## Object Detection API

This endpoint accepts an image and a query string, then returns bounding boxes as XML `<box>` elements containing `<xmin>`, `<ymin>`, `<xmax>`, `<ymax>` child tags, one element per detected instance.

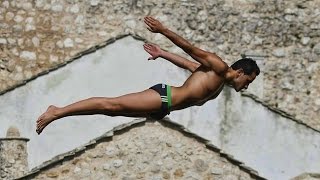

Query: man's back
<box><xmin>171</xmin><ymin>64</ymin><xmax>225</xmax><ymax>111</ymax></box>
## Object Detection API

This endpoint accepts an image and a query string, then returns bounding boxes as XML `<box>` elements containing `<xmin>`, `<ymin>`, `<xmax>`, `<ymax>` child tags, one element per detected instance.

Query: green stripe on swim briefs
<box><xmin>166</xmin><ymin>85</ymin><xmax>172</xmax><ymax>108</ymax></box>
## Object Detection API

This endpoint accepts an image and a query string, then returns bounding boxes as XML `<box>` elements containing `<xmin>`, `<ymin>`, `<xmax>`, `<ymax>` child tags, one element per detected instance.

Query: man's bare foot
<box><xmin>36</xmin><ymin>105</ymin><xmax>60</xmax><ymax>134</ymax></box>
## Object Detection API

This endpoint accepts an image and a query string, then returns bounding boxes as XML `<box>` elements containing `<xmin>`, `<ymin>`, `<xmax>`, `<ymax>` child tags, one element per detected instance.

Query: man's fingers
<box><xmin>144</xmin><ymin>47</ymin><xmax>152</xmax><ymax>55</ymax></box>
<box><xmin>146</xmin><ymin>16</ymin><xmax>156</xmax><ymax>22</ymax></box>
<box><xmin>143</xmin><ymin>18</ymin><xmax>149</xmax><ymax>24</ymax></box>
<box><xmin>145</xmin><ymin>16</ymin><xmax>152</xmax><ymax>21</ymax></box>
<box><xmin>146</xmin><ymin>17</ymin><xmax>155</xmax><ymax>24</ymax></box>
<box><xmin>144</xmin><ymin>46</ymin><xmax>151</xmax><ymax>52</ymax></box>
<box><xmin>145</xmin><ymin>21</ymin><xmax>155</xmax><ymax>29</ymax></box>
<box><xmin>144</xmin><ymin>17</ymin><xmax>157</xmax><ymax>26</ymax></box>
<box><xmin>147</xmin><ymin>17</ymin><xmax>159</xmax><ymax>25</ymax></box>
<box><xmin>144</xmin><ymin>44</ymin><xmax>160</xmax><ymax>57</ymax></box>
<box><xmin>143</xmin><ymin>44</ymin><xmax>152</xmax><ymax>50</ymax></box>
<box><xmin>144</xmin><ymin>47</ymin><xmax>151</xmax><ymax>53</ymax></box>
<box><xmin>144</xmin><ymin>18</ymin><xmax>153</xmax><ymax>25</ymax></box>
<box><xmin>144</xmin><ymin>17</ymin><xmax>159</xmax><ymax>32</ymax></box>
<box><xmin>146</xmin><ymin>27</ymin><xmax>153</xmax><ymax>32</ymax></box>
<box><xmin>144</xmin><ymin>44</ymin><xmax>153</xmax><ymax>49</ymax></box>
<box><xmin>149</xmin><ymin>17</ymin><xmax>157</xmax><ymax>23</ymax></box>
<box><xmin>147</xmin><ymin>43</ymin><xmax>157</xmax><ymax>48</ymax></box>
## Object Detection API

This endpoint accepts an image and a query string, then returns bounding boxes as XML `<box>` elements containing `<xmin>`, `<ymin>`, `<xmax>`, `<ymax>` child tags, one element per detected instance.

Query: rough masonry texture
<box><xmin>0</xmin><ymin>1</ymin><xmax>319</xmax><ymax>130</ymax></box>
<box><xmin>0</xmin><ymin>126</ymin><xmax>29</xmax><ymax>180</ymax></box>
<box><xmin>17</xmin><ymin>119</ymin><xmax>266</xmax><ymax>180</ymax></box>
<box><xmin>292</xmin><ymin>173</ymin><xmax>320</xmax><ymax>180</ymax></box>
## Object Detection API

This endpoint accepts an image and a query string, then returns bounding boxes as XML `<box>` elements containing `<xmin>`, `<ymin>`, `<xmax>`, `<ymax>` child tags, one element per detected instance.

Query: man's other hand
<box><xmin>143</xmin><ymin>43</ymin><xmax>162</xmax><ymax>60</ymax></box>
<box><xmin>144</xmin><ymin>16</ymin><xmax>166</xmax><ymax>33</ymax></box>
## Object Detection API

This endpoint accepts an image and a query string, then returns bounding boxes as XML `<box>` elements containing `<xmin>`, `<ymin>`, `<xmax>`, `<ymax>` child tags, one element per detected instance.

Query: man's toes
<box><xmin>37</xmin><ymin>123</ymin><xmax>43</xmax><ymax>131</ymax></box>
<box><xmin>38</xmin><ymin>122</ymin><xmax>44</xmax><ymax>129</ymax></box>
<box><xmin>39</xmin><ymin>123</ymin><xmax>46</xmax><ymax>130</ymax></box>
<box><xmin>37</xmin><ymin>118</ymin><xmax>42</xmax><ymax>124</ymax></box>
<box><xmin>37</xmin><ymin>116</ymin><xmax>42</xmax><ymax>122</ymax></box>
<box><xmin>37</xmin><ymin>113</ymin><xmax>46</xmax><ymax>122</ymax></box>
<box><xmin>37</xmin><ymin>115</ymin><xmax>44</xmax><ymax>122</ymax></box>
<box><xmin>36</xmin><ymin>121</ymin><xmax>41</xmax><ymax>128</ymax></box>
<box><xmin>38</xmin><ymin>118</ymin><xmax>45</xmax><ymax>125</ymax></box>
<box><xmin>37</xmin><ymin>126</ymin><xmax>42</xmax><ymax>133</ymax></box>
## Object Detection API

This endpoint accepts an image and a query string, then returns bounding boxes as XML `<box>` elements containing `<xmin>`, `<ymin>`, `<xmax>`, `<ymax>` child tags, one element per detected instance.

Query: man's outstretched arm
<box><xmin>144</xmin><ymin>43</ymin><xmax>200</xmax><ymax>73</ymax></box>
<box><xmin>144</xmin><ymin>16</ymin><xmax>228</xmax><ymax>75</ymax></box>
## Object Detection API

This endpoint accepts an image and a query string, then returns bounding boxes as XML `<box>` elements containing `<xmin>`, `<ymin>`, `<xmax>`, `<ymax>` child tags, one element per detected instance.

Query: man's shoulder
<box><xmin>206</xmin><ymin>55</ymin><xmax>228</xmax><ymax>74</ymax></box>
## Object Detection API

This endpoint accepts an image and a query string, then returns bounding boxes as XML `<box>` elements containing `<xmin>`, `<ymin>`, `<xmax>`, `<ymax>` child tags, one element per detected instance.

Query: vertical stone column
<box><xmin>0</xmin><ymin>126</ymin><xmax>29</xmax><ymax>179</ymax></box>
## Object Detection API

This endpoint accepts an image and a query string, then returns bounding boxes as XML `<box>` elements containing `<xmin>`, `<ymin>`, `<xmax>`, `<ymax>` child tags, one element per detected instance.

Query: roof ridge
<box><xmin>0</xmin><ymin>33</ymin><xmax>131</xmax><ymax>97</ymax></box>
<box><xmin>16</xmin><ymin>118</ymin><xmax>267</xmax><ymax>180</ymax></box>
<box><xmin>159</xmin><ymin>118</ymin><xmax>266</xmax><ymax>179</ymax></box>
<box><xmin>241</xmin><ymin>91</ymin><xmax>320</xmax><ymax>134</ymax></box>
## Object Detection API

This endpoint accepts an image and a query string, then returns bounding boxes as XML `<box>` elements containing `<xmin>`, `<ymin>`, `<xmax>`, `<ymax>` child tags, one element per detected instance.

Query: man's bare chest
<box><xmin>195</xmin><ymin>83</ymin><xmax>225</xmax><ymax>105</ymax></box>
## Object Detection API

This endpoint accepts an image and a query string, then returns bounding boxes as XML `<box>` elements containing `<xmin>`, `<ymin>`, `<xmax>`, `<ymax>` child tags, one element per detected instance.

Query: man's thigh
<box><xmin>114</xmin><ymin>89</ymin><xmax>162</xmax><ymax>114</ymax></box>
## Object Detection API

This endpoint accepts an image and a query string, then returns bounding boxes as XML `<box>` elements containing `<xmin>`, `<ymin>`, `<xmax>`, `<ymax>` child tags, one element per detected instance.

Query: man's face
<box><xmin>232</xmin><ymin>70</ymin><xmax>256</xmax><ymax>92</ymax></box>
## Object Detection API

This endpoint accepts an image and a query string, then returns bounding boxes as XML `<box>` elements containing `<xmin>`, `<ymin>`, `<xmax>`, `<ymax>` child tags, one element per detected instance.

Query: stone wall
<box><xmin>26</xmin><ymin>122</ymin><xmax>259</xmax><ymax>179</ymax></box>
<box><xmin>0</xmin><ymin>0</ymin><xmax>319</xmax><ymax>130</ymax></box>
<box><xmin>292</xmin><ymin>173</ymin><xmax>320</xmax><ymax>180</ymax></box>
<box><xmin>0</xmin><ymin>127</ymin><xmax>29</xmax><ymax>180</ymax></box>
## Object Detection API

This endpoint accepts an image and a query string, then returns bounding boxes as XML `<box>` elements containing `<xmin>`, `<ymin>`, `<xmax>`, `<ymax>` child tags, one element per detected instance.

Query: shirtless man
<box><xmin>36</xmin><ymin>16</ymin><xmax>260</xmax><ymax>134</ymax></box>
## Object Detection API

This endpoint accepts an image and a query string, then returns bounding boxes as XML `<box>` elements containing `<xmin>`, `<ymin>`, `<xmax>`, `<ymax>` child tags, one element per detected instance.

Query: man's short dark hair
<box><xmin>231</xmin><ymin>58</ymin><xmax>260</xmax><ymax>76</ymax></box>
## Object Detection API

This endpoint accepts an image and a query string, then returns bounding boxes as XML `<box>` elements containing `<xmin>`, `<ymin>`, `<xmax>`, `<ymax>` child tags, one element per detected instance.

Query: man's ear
<box><xmin>236</xmin><ymin>69</ymin><xmax>244</xmax><ymax>78</ymax></box>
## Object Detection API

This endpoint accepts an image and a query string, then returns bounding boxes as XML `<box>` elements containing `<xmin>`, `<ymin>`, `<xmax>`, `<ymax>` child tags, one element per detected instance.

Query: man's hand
<box><xmin>144</xmin><ymin>16</ymin><xmax>166</xmax><ymax>33</ymax></box>
<box><xmin>143</xmin><ymin>43</ymin><xmax>162</xmax><ymax>60</ymax></box>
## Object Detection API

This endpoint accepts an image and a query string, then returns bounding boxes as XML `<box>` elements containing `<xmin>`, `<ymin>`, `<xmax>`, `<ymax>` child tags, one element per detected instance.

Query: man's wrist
<box><xmin>160</xmin><ymin>27</ymin><xmax>169</xmax><ymax>35</ymax></box>
<box><xmin>159</xmin><ymin>49</ymin><xmax>165</xmax><ymax>58</ymax></box>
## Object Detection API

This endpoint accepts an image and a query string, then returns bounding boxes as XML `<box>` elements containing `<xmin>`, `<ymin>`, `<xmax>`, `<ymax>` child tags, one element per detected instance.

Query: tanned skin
<box><xmin>36</xmin><ymin>17</ymin><xmax>256</xmax><ymax>134</ymax></box>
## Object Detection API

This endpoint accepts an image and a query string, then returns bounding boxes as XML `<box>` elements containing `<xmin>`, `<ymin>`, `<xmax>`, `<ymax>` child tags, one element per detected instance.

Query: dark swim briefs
<box><xmin>149</xmin><ymin>83</ymin><xmax>172</xmax><ymax>120</ymax></box>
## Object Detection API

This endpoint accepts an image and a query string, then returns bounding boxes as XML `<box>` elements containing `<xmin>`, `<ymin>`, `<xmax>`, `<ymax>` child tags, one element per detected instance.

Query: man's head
<box><xmin>230</xmin><ymin>58</ymin><xmax>260</xmax><ymax>92</ymax></box>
